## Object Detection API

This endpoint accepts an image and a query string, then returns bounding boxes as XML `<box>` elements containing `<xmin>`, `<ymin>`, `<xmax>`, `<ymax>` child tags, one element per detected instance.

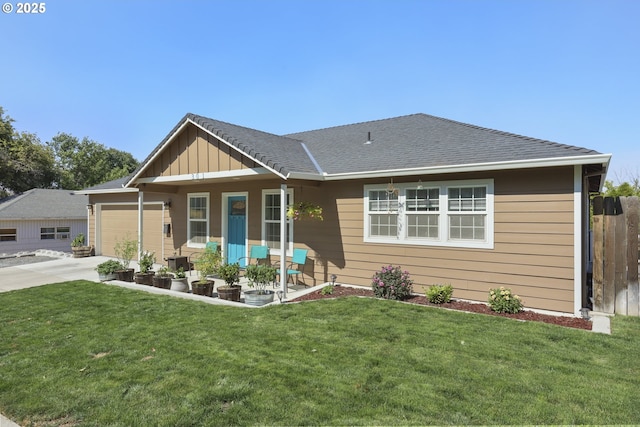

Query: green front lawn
<box><xmin>1</xmin><ymin>281</ymin><xmax>639</xmax><ymax>426</ymax></box>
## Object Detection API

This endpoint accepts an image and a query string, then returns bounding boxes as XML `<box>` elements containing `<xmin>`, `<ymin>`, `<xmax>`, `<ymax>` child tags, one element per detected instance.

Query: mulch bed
<box><xmin>289</xmin><ymin>286</ymin><xmax>592</xmax><ymax>330</ymax></box>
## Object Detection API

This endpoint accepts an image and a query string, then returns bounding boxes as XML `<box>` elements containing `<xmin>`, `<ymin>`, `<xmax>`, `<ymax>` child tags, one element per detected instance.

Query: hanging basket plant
<box><xmin>287</xmin><ymin>201</ymin><xmax>323</xmax><ymax>221</ymax></box>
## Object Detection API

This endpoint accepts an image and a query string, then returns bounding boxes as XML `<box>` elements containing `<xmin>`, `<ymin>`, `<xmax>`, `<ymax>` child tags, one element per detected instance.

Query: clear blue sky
<box><xmin>2</xmin><ymin>0</ymin><xmax>638</xmax><ymax>183</ymax></box>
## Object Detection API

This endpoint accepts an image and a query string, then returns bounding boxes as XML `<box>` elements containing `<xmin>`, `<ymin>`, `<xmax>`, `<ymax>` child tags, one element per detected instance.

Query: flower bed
<box><xmin>289</xmin><ymin>286</ymin><xmax>592</xmax><ymax>330</ymax></box>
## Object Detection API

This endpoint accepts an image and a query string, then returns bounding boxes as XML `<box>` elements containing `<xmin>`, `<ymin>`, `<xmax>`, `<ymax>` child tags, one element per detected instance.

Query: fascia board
<box><xmin>136</xmin><ymin>167</ymin><xmax>271</xmax><ymax>184</ymax></box>
<box><xmin>74</xmin><ymin>188</ymin><xmax>139</xmax><ymax>195</ymax></box>
<box><xmin>125</xmin><ymin>120</ymin><xmax>191</xmax><ymax>188</ymax></box>
<box><xmin>187</xmin><ymin>119</ymin><xmax>287</xmax><ymax>180</ymax></box>
<box><xmin>321</xmin><ymin>154</ymin><xmax>612</xmax><ymax>181</ymax></box>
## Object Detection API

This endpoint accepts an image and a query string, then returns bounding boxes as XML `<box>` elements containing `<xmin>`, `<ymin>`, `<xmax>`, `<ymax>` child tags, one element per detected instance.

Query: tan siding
<box><xmin>295</xmin><ymin>167</ymin><xmax>578</xmax><ymax>313</ymax></box>
<box><xmin>91</xmin><ymin>166</ymin><xmax>579</xmax><ymax>313</ymax></box>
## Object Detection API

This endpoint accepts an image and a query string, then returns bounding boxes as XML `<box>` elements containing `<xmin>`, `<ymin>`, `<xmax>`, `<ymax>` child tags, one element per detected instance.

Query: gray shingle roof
<box><xmin>124</xmin><ymin>112</ymin><xmax>605</xmax><ymax>187</ymax></box>
<box><xmin>285</xmin><ymin>113</ymin><xmax>602</xmax><ymax>175</ymax></box>
<box><xmin>0</xmin><ymin>189</ymin><xmax>88</xmax><ymax>219</ymax></box>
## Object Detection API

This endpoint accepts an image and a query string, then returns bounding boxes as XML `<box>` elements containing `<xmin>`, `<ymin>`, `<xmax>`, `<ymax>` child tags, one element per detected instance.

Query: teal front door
<box><xmin>227</xmin><ymin>196</ymin><xmax>247</xmax><ymax>267</ymax></box>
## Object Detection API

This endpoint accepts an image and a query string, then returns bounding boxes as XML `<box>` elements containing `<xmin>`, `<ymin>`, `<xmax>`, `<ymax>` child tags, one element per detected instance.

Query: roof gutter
<box><xmin>319</xmin><ymin>153</ymin><xmax>612</xmax><ymax>181</ymax></box>
<box><xmin>74</xmin><ymin>187</ymin><xmax>139</xmax><ymax>195</ymax></box>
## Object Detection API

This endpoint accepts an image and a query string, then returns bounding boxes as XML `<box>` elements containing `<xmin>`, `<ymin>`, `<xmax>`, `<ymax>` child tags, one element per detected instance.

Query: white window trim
<box><xmin>40</xmin><ymin>226</ymin><xmax>70</xmax><ymax>240</ymax></box>
<box><xmin>364</xmin><ymin>179</ymin><xmax>494</xmax><ymax>249</ymax></box>
<box><xmin>261</xmin><ymin>189</ymin><xmax>294</xmax><ymax>256</ymax></box>
<box><xmin>187</xmin><ymin>192</ymin><xmax>210</xmax><ymax>248</ymax></box>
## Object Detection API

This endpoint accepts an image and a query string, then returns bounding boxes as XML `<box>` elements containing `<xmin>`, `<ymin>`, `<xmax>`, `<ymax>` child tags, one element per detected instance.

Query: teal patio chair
<box><xmin>238</xmin><ymin>245</ymin><xmax>270</xmax><ymax>268</ymax></box>
<box><xmin>275</xmin><ymin>248</ymin><xmax>308</xmax><ymax>288</ymax></box>
<box><xmin>188</xmin><ymin>241</ymin><xmax>218</xmax><ymax>276</ymax></box>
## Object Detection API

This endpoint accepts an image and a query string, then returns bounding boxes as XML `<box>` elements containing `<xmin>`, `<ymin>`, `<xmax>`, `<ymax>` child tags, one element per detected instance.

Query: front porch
<box><xmin>107</xmin><ymin>259</ymin><xmax>328</xmax><ymax>308</ymax></box>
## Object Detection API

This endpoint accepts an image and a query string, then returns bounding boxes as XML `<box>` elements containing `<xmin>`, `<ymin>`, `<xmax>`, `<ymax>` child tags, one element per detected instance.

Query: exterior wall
<box><xmin>89</xmin><ymin>165</ymin><xmax>578</xmax><ymax>313</ymax></box>
<box><xmin>89</xmin><ymin>192</ymin><xmax>171</xmax><ymax>260</ymax></box>
<box><xmin>0</xmin><ymin>219</ymin><xmax>87</xmax><ymax>255</ymax></box>
<box><xmin>141</xmin><ymin>123</ymin><xmax>259</xmax><ymax>179</ymax></box>
<box><xmin>294</xmin><ymin>166</ymin><xmax>577</xmax><ymax>313</ymax></box>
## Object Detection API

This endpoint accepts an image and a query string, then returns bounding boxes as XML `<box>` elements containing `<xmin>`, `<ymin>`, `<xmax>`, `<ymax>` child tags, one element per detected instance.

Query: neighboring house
<box><xmin>78</xmin><ymin>113</ymin><xmax>610</xmax><ymax>315</ymax></box>
<box><xmin>0</xmin><ymin>189</ymin><xmax>88</xmax><ymax>254</ymax></box>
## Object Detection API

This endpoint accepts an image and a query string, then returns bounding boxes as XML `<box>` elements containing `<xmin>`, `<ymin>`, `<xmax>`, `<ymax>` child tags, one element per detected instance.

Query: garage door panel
<box><xmin>99</xmin><ymin>204</ymin><xmax>163</xmax><ymax>259</ymax></box>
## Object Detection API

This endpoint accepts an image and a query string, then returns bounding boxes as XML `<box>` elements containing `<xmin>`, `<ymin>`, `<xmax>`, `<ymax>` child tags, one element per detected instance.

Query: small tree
<box><xmin>114</xmin><ymin>235</ymin><xmax>137</xmax><ymax>270</ymax></box>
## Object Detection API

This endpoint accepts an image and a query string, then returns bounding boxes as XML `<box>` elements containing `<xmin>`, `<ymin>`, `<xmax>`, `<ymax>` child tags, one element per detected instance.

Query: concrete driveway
<box><xmin>0</xmin><ymin>255</ymin><xmax>110</xmax><ymax>292</ymax></box>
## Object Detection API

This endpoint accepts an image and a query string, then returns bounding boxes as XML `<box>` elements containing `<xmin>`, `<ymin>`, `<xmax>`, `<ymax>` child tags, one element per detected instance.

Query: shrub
<box><xmin>488</xmin><ymin>287</ymin><xmax>523</xmax><ymax>313</ymax></box>
<box><xmin>371</xmin><ymin>265</ymin><xmax>413</xmax><ymax>300</ymax></box>
<box><xmin>320</xmin><ymin>284</ymin><xmax>334</xmax><ymax>295</ymax></box>
<box><xmin>426</xmin><ymin>284</ymin><xmax>453</xmax><ymax>304</ymax></box>
<box><xmin>138</xmin><ymin>250</ymin><xmax>155</xmax><ymax>273</ymax></box>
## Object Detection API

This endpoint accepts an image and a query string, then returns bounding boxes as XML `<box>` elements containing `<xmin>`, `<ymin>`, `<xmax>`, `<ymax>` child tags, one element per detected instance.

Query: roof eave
<box><xmin>74</xmin><ymin>188</ymin><xmax>139</xmax><ymax>195</ymax></box>
<box><xmin>320</xmin><ymin>154</ymin><xmax>612</xmax><ymax>181</ymax></box>
<box><xmin>125</xmin><ymin>116</ymin><xmax>288</xmax><ymax>187</ymax></box>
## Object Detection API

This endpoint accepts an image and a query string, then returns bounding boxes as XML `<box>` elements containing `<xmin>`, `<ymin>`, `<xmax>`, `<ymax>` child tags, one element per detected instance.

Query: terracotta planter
<box><xmin>134</xmin><ymin>272</ymin><xmax>155</xmax><ymax>286</ymax></box>
<box><xmin>192</xmin><ymin>280</ymin><xmax>214</xmax><ymax>297</ymax></box>
<box><xmin>152</xmin><ymin>275</ymin><xmax>172</xmax><ymax>289</ymax></box>
<box><xmin>218</xmin><ymin>285</ymin><xmax>241</xmax><ymax>302</ymax></box>
<box><xmin>115</xmin><ymin>269</ymin><xmax>135</xmax><ymax>282</ymax></box>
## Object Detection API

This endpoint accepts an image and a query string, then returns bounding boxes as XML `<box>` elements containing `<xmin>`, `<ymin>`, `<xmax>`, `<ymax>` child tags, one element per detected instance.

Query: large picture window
<box><xmin>364</xmin><ymin>179</ymin><xmax>494</xmax><ymax>249</ymax></box>
<box><xmin>188</xmin><ymin>193</ymin><xmax>209</xmax><ymax>248</ymax></box>
<box><xmin>262</xmin><ymin>189</ymin><xmax>293</xmax><ymax>254</ymax></box>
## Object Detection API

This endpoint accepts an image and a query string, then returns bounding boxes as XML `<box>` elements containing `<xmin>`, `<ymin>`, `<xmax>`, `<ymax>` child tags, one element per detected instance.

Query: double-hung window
<box><xmin>262</xmin><ymin>189</ymin><xmax>293</xmax><ymax>254</ymax></box>
<box><xmin>187</xmin><ymin>193</ymin><xmax>209</xmax><ymax>248</ymax></box>
<box><xmin>364</xmin><ymin>179</ymin><xmax>493</xmax><ymax>249</ymax></box>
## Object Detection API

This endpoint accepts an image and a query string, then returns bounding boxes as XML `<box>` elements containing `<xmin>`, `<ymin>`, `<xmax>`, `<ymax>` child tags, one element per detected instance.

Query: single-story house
<box><xmin>79</xmin><ymin>113</ymin><xmax>610</xmax><ymax>315</ymax></box>
<box><xmin>0</xmin><ymin>188</ymin><xmax>88</xmax><ymax>254</ymax></box>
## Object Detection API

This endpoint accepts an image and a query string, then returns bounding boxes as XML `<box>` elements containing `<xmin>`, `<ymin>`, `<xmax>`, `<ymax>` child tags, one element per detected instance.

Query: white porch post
<box><xmin>138</xmin><ymin>191</ymin><xmax>144</xmax><ymax>262</ymax></box>
<box><xmin>280</xmin><ymin>183</ymin><xmax>287</xmax><ymax>299</ymax></box>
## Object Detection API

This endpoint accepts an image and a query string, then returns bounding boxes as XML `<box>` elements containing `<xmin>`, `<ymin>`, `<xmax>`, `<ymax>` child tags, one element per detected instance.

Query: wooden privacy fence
<box><xmin>592</xmin><ymin>196</ymin><xmax>639</xmax><ymax>315</ymax></box>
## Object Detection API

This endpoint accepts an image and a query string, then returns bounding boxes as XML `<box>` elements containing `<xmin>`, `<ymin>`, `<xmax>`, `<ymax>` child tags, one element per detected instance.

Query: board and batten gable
<box><xmin>139</xmin><ymin>123</ymin><xmax>260</xmax><ymax>179</ymax></box>
<box><xmin>293</xmin><ymin>166</ymin><xmax>577</xmax><ymax>313</ymax></box>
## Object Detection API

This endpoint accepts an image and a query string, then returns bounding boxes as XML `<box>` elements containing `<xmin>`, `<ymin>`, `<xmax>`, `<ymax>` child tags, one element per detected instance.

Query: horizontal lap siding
<box><xmin>299</xmin><ymin>167</ymin><xmax>576</xmax><ymax>313</ymax></box>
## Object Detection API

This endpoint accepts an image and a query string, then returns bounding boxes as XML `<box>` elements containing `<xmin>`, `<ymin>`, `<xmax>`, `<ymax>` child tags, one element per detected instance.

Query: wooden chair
<box><xmin>188</xmin><ymin>241</ymin><xmax>218</xmax><ymax>276</ymax></box>
<box><xmin>275</xmin><ymin>248</ymin><xmax>308</xmax><ymax>288</ymax></box>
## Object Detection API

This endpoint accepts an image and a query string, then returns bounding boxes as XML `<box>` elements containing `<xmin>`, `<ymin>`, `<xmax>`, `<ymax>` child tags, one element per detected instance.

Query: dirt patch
<box><xmin>289</xmin><ymin>286</ymin><xmax>592</xmax><ymax>330</ymax></box>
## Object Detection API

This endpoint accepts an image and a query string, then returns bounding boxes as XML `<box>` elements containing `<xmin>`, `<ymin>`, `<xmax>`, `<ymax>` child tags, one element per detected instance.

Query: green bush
<box><xmin>371</xmin><ymin>265</ymin><xmax>413</xmax><ymax>300</ymax></box>
<box><xmin>488</xmin><ymin>287</ymin><xmax>523</xmax><ymax>314</ymax></box>
<box><xmin>320</xmin><ymin>284</ymin><xmax>334</xmax><ymax>295</ymax></box>
<box><xmin>426</xmin><ymin>284</ymin><xmax>453</xmax><ymax>304</ymax></box>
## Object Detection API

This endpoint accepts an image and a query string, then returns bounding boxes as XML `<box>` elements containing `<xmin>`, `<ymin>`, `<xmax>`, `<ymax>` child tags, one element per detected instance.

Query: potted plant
<box><xmin>244</xmin><ymin>264</ymin><xmax>277</xmax><ymax>306</ymax></box>
<box><xmin>170</xmin><ymin>266</ymin><xmax>189</xmax><ymax>293</ymax></box>
<box><xmin>152</xmin><ymin>265</ymin><xmax>172</xmax><ymax>289</ymax></box>
<box><xmin>114</xmin><ymin>236</ymin><xmax>136</xmax><ymax>282</ymax></box>
<box><xmin>216</xmin><ymin>262</ymin><xmax>241</xmax><ymax>301</ymax></box>
<box><xmin>71</xmin><ymin>233</ymin><xmax>93</xmax><ymax>258</ymax></box>
<box><xmin>191</xmin><ymin>245</ymin><xmax>221</xmax><ymax>297</ymax></box>
<box><xmin>134</xmin><ymin>250</ymin><xmax>156</xmax><ymax>285</ymax></box>
<box><xmin>95</xmin><ymin>259</ymin><xmax>121</xmax><ymax>281</ymax></box>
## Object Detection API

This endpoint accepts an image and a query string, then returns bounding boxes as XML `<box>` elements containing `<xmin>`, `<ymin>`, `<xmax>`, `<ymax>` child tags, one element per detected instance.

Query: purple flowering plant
<box><xmin>371</xmin><ymin>265</ymin><xmax>413</xmax><ymax>300</ymax></box>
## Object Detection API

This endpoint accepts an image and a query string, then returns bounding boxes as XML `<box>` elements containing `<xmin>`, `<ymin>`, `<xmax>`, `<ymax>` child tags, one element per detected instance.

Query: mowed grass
<box><xmin>1</xmin><ymin>281</ymin><xmax>639</xmax><ymax>426</ymax></box>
